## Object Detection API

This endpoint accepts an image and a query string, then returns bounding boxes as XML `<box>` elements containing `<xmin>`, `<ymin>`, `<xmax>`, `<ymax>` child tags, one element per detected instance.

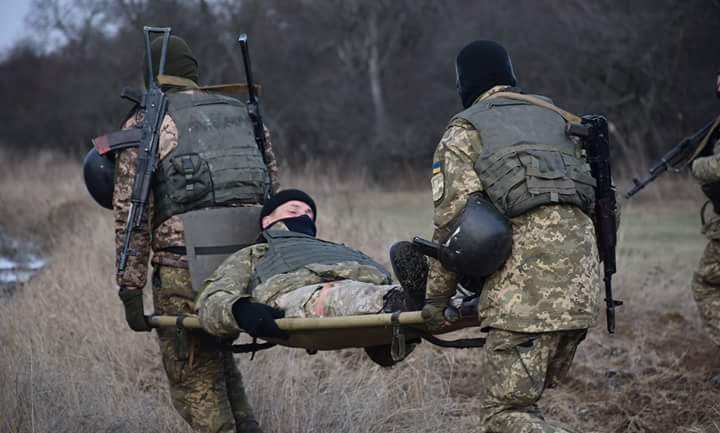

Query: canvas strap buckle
<box><xmin>175</xmin><ymin>315</ymin><xmax>190</xmax><ymax>362</ymax></box>
<box><xmin>390</xmin><ymin>311</ymin><xmax>407</xmax><ymax>362</ymax></box>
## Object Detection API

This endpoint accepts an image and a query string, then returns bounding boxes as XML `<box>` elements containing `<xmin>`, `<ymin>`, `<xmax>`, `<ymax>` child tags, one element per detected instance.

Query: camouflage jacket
<box><xmin>691</xmin><ymin>133</ymin><xmax>720</xmax><ymax>184</ymax></box>
<box><xmin>427</xmin><ymin>85</ymin><xmax>602</xmax><ymax>333</ymax></box>
<box><xmin>195</xmin><ymin>224</ymin><xmax>390</xmax><ymax>337</ymax></box>
<box><xmin>113</xmin><ymin>86</ymin><xmax>280</xmax><ymax>289</ymax></box>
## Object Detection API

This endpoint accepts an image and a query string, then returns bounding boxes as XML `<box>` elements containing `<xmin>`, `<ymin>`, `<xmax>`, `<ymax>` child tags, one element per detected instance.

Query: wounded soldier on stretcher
<box><xmin>194</xmin><ymin>189</ymin><xmax>427</xmax><ymax>352</ymax></box>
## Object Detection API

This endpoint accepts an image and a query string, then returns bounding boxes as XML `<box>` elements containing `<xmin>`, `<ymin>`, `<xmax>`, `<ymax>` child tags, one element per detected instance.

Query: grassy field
<box><xmin>1</xmin><ymin>153</ymin><xmax>719</xmax><ymax>433</ymax></box>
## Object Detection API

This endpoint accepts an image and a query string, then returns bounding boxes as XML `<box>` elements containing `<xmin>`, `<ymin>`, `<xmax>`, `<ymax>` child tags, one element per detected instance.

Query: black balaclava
<box><xmin>144</xmin><ymin>35</ymin><xmax>199</xmax><ymax>89</ymax></box>
<box><xmin>277</xmin><ymin>216</ymin><xmax>317</xmax><ymax>237</ymax></box>
<box><xmin>260</xmin><ymin>189</ymin><xmax>318</xmax><ymax>237</ymax></box>
<box><xmin>456</xmin><ymin>40</ymin><xmax>518</xmax><ymax>109</ymax></box>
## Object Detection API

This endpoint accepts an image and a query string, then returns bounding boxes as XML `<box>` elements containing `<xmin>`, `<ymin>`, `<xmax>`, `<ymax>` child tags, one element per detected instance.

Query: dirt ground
<box><xmin>1</xmin><ymin>154</ymin><xmax>719</xmax><ymax>433</ymax></box>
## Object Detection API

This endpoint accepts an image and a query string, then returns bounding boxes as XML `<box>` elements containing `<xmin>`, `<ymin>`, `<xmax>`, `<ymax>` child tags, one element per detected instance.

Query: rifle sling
<box><xmin>92</xmin><ymin>129</ymin><xmax>143</xmax><ymax>155</ymax></box>
<box><xmin>420</xmin><ymin>333</ymin><xmax>486</xmax><ymax>349</ymax></box>
<box><xmin>688</xmin><ymin>114</ymin><xmax>720</xmax><ymax>163</ymax></box>
<box><xmin>488</xmin><ymin>92</ymin><xmax>582</xmax><ymax>125</ymax></box>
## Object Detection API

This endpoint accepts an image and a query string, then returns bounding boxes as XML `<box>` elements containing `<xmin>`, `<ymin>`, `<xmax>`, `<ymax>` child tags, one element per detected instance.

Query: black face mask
<box><xmin>278</xmin><ymin>215</ymin><xmax>317</xmax><ymax>237</ymax></box>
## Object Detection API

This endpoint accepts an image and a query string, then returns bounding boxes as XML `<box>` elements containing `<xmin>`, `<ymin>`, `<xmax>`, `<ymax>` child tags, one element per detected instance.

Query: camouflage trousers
<box><xmin>480</xmin><ymin>328</ymin><xmax>587</xmax><ymax>433</ymax></box>
<box><xmin>691</xmin><ymin>236</ymin><xmax>720</xmax><ymax>347</ymax></box>
<box><xmin>153</xmin><ymin>266</ymin><xmax>260</xmax><ymax>433</ymax></box>
<box><xmin>266</xmin><ymin>279</ymin><xmax>397</xmax><ymax>318</ymax></box>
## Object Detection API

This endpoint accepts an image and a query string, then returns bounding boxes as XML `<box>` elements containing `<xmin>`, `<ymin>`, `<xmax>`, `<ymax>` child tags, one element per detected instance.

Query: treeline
<box><xmin>1</xmin><ymin>0</ymin><xmax>719</xmax><ymax>174</ymax></box>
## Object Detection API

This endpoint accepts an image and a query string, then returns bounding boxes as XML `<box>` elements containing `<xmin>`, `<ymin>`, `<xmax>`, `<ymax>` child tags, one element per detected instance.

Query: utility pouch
<box><xmin>702</xmin><ymin>181</ymin><xmax>720</xmax><ymax>214</ymax></box>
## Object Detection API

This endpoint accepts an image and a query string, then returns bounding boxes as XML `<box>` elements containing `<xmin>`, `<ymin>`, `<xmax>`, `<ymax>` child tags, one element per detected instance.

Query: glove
<box><xmin>421</xmin><ymin>297</ymin><xmax>451</xmax><ymax>332</ymax></box>
<box><xmin>118</xmin><ymin>287</ymin><xmax>151</xmax><ymax>332</ymax></box>
<box><xmin>231</xmin><ymin>299</ymin><xmax>288</xmax><ymax>340</ymax></box>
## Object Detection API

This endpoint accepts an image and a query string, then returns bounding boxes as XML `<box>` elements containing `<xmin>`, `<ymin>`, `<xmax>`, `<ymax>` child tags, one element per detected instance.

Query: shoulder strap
<box><xmin>688</xmin><ymin>114</ymin><xmax>720</xmax><ymax>163</ymax></box>
<box><xmin>488</xmin><ymin>92</ymin><xmax>582</xmax><ymax>125</ymax></box>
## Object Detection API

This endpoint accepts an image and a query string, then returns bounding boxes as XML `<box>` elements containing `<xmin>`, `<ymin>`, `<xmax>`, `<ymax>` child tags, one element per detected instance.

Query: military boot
<box><xmin>389</xmin><ymin>241</ymin><xmax>428</xmax><ymax>310</ymax></box>
<box><xmin>236</xmin><ymin>419</ymin><xmax>263</xmax><ymax>433</ymax></box>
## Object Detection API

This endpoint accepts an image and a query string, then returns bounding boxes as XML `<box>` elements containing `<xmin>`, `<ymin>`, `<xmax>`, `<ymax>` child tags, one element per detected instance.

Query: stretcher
<box><xmin>147</xmin><ymin>297</ymin><xmax>486</xmax><ymax>364</ymax></box>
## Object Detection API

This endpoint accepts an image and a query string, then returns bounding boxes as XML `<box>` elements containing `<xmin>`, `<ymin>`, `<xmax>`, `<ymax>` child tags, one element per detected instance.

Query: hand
<box><xmin>231</xmin><ymin>299</ymin><xmax>288</xmax><ymax>340</ymax></box>
<box><xmin>421</xmin><ymin>297</ymin><xmax>451</xmax><ymax>332</ymax></box>
<box><xmin>118</xmin><ymin>287</ymin><xmax>151</xmax><ymax>332</ymax></box>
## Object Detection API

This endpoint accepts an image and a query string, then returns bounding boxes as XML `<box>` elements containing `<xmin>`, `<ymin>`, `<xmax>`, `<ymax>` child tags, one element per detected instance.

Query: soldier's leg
<box><xmin>222</xmin><ymin>352</ymin><xmax>262</xmax><ymax>433</ymax></box>
<box><xmin>153</xmin><ymin>266</ymin><xmax>241</xmax><ymax>433</ymax></box>
<box><xmin>272</xmin><ymin>280</ymin><xmax>396</xmax><ymax>318</ymax></box>
<box><xmin>480</xmin><ymin>329</ymin><xmax>583</xmax><ymax>433</ymax></box>
<box><xmin>691</xmin><ymin>238</ymin><xmax>720</xmax><ymax>346</ymax></box>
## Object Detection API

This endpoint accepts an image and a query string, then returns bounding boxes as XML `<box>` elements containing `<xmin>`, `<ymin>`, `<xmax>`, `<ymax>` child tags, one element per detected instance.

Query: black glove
<box><xmin>231</xmin><ymin>299</ymin><xmax>288</xmax><ymax>340</ymax></box>
<box><xmin>118</xmin><ymin>287</ymin><xmax>151</xmax><ymax>332</ymax></box>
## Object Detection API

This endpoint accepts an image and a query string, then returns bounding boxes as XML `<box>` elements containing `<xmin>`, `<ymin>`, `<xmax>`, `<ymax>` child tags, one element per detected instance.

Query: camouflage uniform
<box><xmin>428</xmin><ymin>85</ymin><xmax>601</xmax><ymax>433</ymax></box>
<box><xmin>195</xmin><ymin>224</ymin><xmax>397</xmax><ymax>338</ymax></box>
<box><xmin>690</xmin><ymin>135</ymin><xmax>720</xmax><ymax>347</ymax></box>
<box><xmin>113</xmin><ymin>84</ymin><xmax>280</xmax><ymax>433</ymax></box>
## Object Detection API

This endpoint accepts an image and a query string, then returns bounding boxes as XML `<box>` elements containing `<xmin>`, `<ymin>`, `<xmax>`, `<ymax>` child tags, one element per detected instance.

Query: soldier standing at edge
<box><xmin>418</xmin><ymin>41</ymin><xmax>602</xmax><ymax>433</ymax></box>
<box><xmin>111</xmin><ymin>35</ymin><xmax>279</xmax><ymax>433</ymax></box>
<box><xmin>689</xmin><ymin>71</ymin><xmax>720</xmax><ymax>378</ymax></box>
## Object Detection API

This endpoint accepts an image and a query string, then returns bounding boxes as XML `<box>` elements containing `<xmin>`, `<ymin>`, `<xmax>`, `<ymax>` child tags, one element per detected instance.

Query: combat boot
<box><xmin>236</xmin><ymin>419</ymin><xmax>263</xmax><ymax>433</ymax></box>
<box><xmin>389</xmin><ymin>241</ymin><xmax>428</xmax><ymax>310</ymax></box>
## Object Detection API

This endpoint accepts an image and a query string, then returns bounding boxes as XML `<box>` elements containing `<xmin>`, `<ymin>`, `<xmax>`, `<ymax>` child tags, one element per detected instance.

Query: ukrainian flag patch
<box><xmin>432</xmin><ymin>161</ymin><xmax>441</xmax><ymax>175</ymax></box>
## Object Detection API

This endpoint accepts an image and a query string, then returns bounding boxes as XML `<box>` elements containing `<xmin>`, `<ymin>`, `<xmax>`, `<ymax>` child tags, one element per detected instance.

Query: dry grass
<box><xmin>1</xmin><ymin>152</ymin><xmax>720</xmax><ymax>433</ymax></box>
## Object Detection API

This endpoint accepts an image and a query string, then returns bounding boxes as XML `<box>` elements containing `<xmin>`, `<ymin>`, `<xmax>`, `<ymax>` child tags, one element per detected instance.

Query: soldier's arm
<box><xmin>692</xmin><ymin>139</ymin><xmax>720</xmax><ymax>183</ymax></box>
<box><xmin>426</xmin><ymin>120</ymin><xmax>484</xmax><ymax>302</ymax></box>
<box><xmin>263</xmin><ymin>126</ymin><xmax>281</xmax><ymax>194</ymax></box>
<box><xmin>195</xmin><ymin>245</ymin><xmax>267</xmax><ymax>337</ymax></box>
<box><xmin>113</xmin><ymin>113</ymin><xmax>151</xmax><ymax>290</ymax></box>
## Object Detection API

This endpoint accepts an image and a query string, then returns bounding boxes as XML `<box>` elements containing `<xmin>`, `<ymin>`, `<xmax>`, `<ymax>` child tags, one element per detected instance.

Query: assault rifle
<box><xmin>237</xmin><ymin>34</ymin><xmax>270</xmax><ymax>175</ymax></box>
<box><xmin>625</xmin><ymin>116</ymin><xmax>720</xmax><ymax>199</ymax></box>
<box><xmin>568</xmin><ymin>116</ymin><xmax>621</xmax><ymax>334</ymax></box>
<box><xmin>117</xmin><ymin>27</ymin><xmax>171</xmax><ymax>278</ymax></box>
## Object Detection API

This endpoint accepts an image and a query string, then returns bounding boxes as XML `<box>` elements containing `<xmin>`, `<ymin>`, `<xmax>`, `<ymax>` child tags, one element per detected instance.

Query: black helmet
<box><xmin>413</xmin><ymin>194</ymin><xmax>512</xmax><ymax>280</ymax></box>
<box><xmin>83</xmin><ymin>148</ymin><xmax>115</xmax><ymax>209</ymax></box>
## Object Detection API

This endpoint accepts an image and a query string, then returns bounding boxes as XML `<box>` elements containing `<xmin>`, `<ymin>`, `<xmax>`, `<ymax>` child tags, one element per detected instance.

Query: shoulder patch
<box><xmin>432</xmin><ymin>161</ymin><xmax>441</xmax><ymax>175</ymax></box>
<box><xmin>431</xmin><ymin>172</ymin><xmax>445</xmax><ymax>202</ymax></box>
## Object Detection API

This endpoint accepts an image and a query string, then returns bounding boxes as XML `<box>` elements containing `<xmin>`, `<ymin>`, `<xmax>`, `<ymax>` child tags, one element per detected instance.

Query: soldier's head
<box><xmin>144</xmin><ymin>35</ymin><xmax>199</xmax><ymax>88</ymax></box>
<box><xmin>260</xmin><ymin>189</ymin><xmax>317</xmax><ymax>236</ymax></box>
<box><xmin>455</xmin><ymin>40</ymin><xmax>517</xmax><ymax>109</ymax></box>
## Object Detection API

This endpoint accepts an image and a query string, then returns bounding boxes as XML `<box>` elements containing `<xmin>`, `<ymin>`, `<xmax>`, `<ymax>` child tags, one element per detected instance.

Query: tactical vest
<box><xmin>152</xmin><ymin>91</ymin><xmax>270</xmax><ymax>226</ymax></box>
<box><xmin>252</xmin><ymin>230</ymin><xmax>391</xmax><ymax>285</ymax></box>
<box><xmin>453</xmin><ymin>94</ymin><xmax>596</xmax><ymax>218</ymax></box>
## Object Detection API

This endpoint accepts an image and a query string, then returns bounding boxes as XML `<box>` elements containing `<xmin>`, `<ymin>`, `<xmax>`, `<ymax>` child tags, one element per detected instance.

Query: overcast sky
<box><xmin>1</xmin><ymin>0</ymin><xmax>33</xmax><ymax>52</ymax></box>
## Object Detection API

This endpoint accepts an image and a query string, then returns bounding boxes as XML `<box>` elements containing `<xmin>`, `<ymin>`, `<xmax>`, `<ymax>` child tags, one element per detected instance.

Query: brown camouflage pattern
<box><xmin>479</xmin><ymin>206</ymin><xmax>601</xmax><ymax>332</ymax></box>
<box><xmin>196</xmin><ymin>226</ymin><xmax>395</xmax><ymax>337</ymax></box>
<box><xmin>113</xmin><ymin>89</ymin><xmax>280</xmax><ymax>289</ymax></box>
<box><xmin>112</xmin><ymin>88</ymin><xmax>277</xmax><ymax>433</ymax></box>
<box><xmin>690</xmin><ymin>136</ymin><xmax>720</xmax><ymax>184</ymax></box>
<box><xmin>690</xmin><ymin>136</ymin><xmax>720</xmax><ymax>346</ymax></box>
<box><xmin>152</xmin><ymin>266</ymin><xmax>259</xmax><ymax>433</ymax></box>
<box><xmin>690</xmin><ymin>215</ymin><xmax>720</xmax><ymax>347</ymax></box>
<box><xmin>272</xmin><ymin>279</ymin><xmax>394</xmax><ymax>318</ymax></box>
<box><xmin>427</xmin><ymin>85</ymin><xmax>601</xmax><ymax>333</ymax></box>
<box><xmin>480</xmin><ymin>328</ymin><xmax>586</xmax><ymax>433</ymax></box>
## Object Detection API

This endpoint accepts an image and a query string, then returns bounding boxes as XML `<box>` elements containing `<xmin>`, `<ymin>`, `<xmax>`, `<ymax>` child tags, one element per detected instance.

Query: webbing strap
<box><xmin>688</xmin><ymin>114</ymin><xmax>720</xmax><ymax>163</ymax></box>
<box><xmin>488</xmin><ymin>92</ymin><xmax>582</xmax><ymax>125</ymax></box>
<box><xmin>157</xmin><ymin>74</ymin><xmax>199</xmax><ymax>89</ymax></box>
